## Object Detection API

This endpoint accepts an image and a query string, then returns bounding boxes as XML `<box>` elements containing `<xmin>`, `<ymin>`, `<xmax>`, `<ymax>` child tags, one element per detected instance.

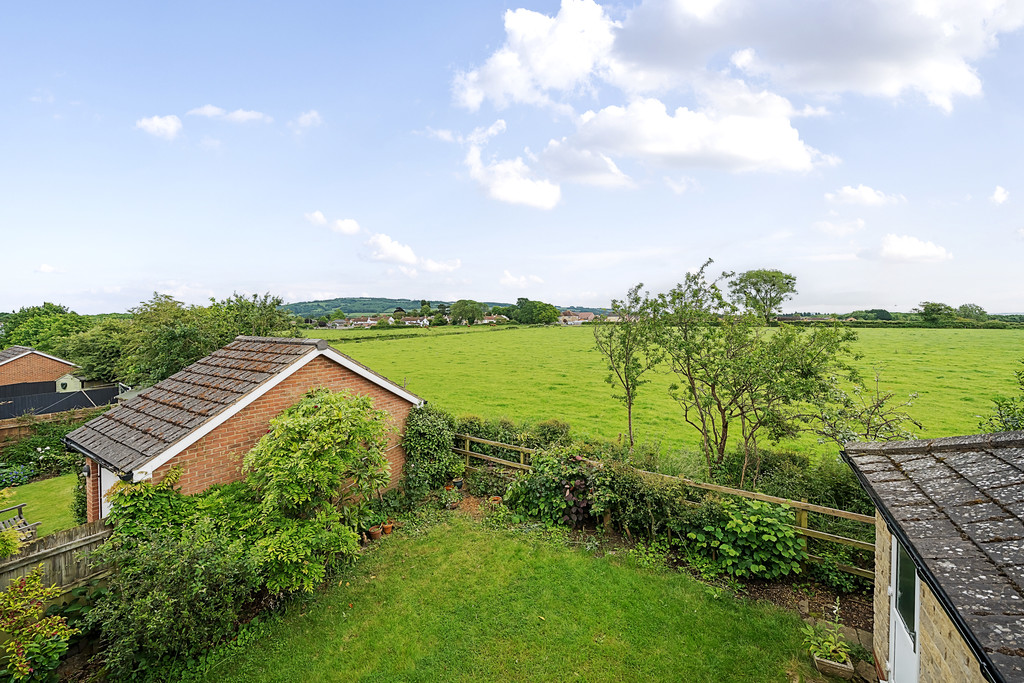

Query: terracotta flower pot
<box><xmin>382</xmin><ymin>522</ymin><xmax>394</xmax><ymax>534</ymax></box>
<box><xmin>368</xmin><ymin>526</ymin><xmax>382</xmax><ymax>541</ymax></box>
<box><xmin>489</xmin><ymin>496</ymin><xmax>503</xmax><ymax>506</ymax></box>
<box><xmin>812</xmin><ymin>654</ymin><xmax>854</xmax><ymax>680</ymax></box>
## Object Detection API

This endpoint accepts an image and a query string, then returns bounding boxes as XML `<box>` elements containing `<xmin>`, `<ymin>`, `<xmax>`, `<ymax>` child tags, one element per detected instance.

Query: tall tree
<box><xmin>914</xmin><ymin>301</ymin><xmax>956</xmax><ymax>325</ymax></box>
<box><xmin>592</xmin><ymin>284</ymin><xmax>662</xmax><ymax>448</ymax></box>
<box><xmin>957</xmin><ymin>303</ymin><xmax>987</xmax><ymax>321</ymax></box>
<box><xmin>450</xmin><ymin>299</ymin><xmax>485</xmax><ymax>325</ymax></box>
<box><xmin>728</xmin><ymin>269</ymin><xmax>798</xmax><ymax>325</ymax></box>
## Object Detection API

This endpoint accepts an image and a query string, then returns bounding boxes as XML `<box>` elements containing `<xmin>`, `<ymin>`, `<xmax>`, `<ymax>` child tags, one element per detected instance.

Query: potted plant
<box><xmin>801</xmin><ymin>598</ymin><xmax>854</xmax><ymax>679</ymax></box>
<box><xmin>367</xmin><ymin>511</ymin><xmax>386</xmax><ymax>540</ymax></box>
<box><xmin>439</xmin><ymin>487</ymin><xmax>461</xmax><ymax>510</ymax></box>
<box><xmin>382</xmin><ymin>519</ymin><xmax>394</xmax><ymax>534</ymax></box>
<box><xmin>452</xmin><ymin>477</ymin><xmax>464</xmax><ymax>490</ymax></box>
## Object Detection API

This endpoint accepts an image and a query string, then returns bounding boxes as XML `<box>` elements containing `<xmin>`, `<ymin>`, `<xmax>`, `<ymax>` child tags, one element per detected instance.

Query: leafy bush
<box><xmin>504</xmin><ymin>446</ymin><xmax>596</xmax><ymax>527</ymax></box>
<box><xmin>626</xmin><ymin>538</ymin><xmax>671</xmax><ymax>570</ymax></box>
<box><xmin>685</xmin><ymin>498</ymin><xmax>806</xmax><ymax>579</ymax></box>
<box><xmin>87</xmin><ymin>520</ymin><xmax>261</xmax><ymax>680</ymax></box>
<box><xmin>0</xmin><ymin>529</ymin><xmax>20</xmax><ymax>559</ymax></box>
<box><xmin>594</xmin><ymin>461</ymin><xmax>698</xmax><ymax>541</ymax></box>
<box><xmin>0</xmin><ymin>467</ymin><xmax>36</xmax><ymax>489</ymax></box>
<box><xmin>0</xmin><ymin>565</ymin><xmax>77</xmax><ymax>681</ymax></box>
<box><xmin>0</xmin><ymin>411</ymin><xmax>100</xmax><ymax>477</ymax></box>
<box><xmin>801</xmin><ymin>598</ymin><xmax>852</xmax><ymax>663</ymax></box>
<box><xmin>402</xmin><ymin>404</ymin><xmax>460</xmax><ymax>500</ymax></box>
<box><xmin>464</xmin><ymin>465</ymin><xmax>518</xmax><ymax>498</ymax></box>
<box><xmin>756</xmin><ymin>456</ymin><xmax>873</xmax><ymax>516</ymax></box>
<box><xmin>808</xmin><ymin>544</ymin><xmax>872</xmax><ymax>594</ymax></box>
<box><xmin>71</xmin><ymin>474</ymin><xmax>87</xmax><ymax>525</ymax></box>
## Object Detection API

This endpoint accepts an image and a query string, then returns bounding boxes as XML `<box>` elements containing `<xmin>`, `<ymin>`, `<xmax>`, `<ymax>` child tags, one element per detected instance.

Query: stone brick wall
<box><xmin>148</xmin><ymin>354</ymin><xmax>414</xmax><ymax>497</ymax></box>
<box><xmin>0</xmin><ymin>354</ymin><xmax>76</xmax><ymax>386</ymax></box>
<box><xmin>873</xmin><ymin>515</ymin><xmax>986</xmax><ymax>682</ymax></box>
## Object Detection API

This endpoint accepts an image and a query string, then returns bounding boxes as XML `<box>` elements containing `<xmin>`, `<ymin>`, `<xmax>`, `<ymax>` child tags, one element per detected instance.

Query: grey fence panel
<box><xmin>0</xmin><ymin>519</ymin><xmax>112</xmax><ymax>590</ymax></box>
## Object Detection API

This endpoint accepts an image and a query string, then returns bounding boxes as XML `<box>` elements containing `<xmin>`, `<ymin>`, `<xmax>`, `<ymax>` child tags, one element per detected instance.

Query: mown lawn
<box><xmin>6</xmin><ymin>473</ymin><xmax>76</xmax><ymax>536</ymax></box>
<box><xmin>207</xmin><ymin>516</ymin><xmax>818</xmax><ymax>682</ymax></box>
<box><xmin>333</xmin><ymin>326</ymin><xmax>1024</xmax><ymax>461</ymax></box>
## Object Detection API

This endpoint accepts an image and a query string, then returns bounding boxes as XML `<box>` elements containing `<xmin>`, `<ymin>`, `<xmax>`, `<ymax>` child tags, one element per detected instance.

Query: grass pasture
<box><xmin>331</xmin><ymin>326</ymin><xmax>1024</xmax><ymax>461</ymax></box>
<box><xmin>207</xmin><ymin>516</ymin><xmax>816</xmax><ymax>682</ymax></box>
<box><xmin>6</xmin><ymin>474</ymin><xmax>76</xmax><ymax>536</ymax></box>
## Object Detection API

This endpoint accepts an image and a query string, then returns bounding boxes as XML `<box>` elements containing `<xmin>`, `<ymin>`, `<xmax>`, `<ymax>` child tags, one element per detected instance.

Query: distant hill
<box><xmin>281</xmin><ymin>297</ymin><xmax>609</xmax><ymax>318</ymax></box>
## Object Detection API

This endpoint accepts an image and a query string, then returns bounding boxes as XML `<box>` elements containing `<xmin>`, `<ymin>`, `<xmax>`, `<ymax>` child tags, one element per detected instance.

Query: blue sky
<box><xmin>3</xmin><ymin>1</ymin><xmax>1023</xmax><ymax>314</ymax></box>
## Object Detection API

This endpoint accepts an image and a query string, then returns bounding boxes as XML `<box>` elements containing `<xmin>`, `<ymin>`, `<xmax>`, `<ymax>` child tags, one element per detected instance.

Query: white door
<box><xmin>99</xmin><ymin>467</ymin><xmax>119</xmax><ymax>518</ymax></box>
<box><xmin>889</xmin><ymin>536</ymin><xmax>921</xmax><ymax>682</ymax></box>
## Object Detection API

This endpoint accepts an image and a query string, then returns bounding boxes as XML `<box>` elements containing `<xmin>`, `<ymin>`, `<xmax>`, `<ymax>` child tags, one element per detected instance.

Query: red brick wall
<box><xmin>0</xmin><ymin>354</ymin><xmax>76</xmax><ymax>386</ymax></box>
<box><xmin>150</xmin><ymin>354</ymin><xmax>414</xmax><ymax>497</ymax></box>
<box><xmin>85</xmin><ymin>457</ymin><xmax>101</xmax><ymax>522</ymax></box>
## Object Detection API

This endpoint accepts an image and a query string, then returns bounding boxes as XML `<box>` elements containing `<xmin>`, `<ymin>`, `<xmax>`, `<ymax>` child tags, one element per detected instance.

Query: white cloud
<box><xmin>463</xmin><ymin>121</ymin><xmax>561</xmax><ymax>209</ymax></box>
<box><xmin>332</xmin><ymin>219</ymin><xmax>360</xmax><ymax>235</ymax></box>
<box><xmin>223</xmin><ymin>109</ymin><xmax>272</xmax><ymax>123</ymax></box>
<box><xmin>500</xmin><ymin>270</ymin><xmax>545</xmax><ymax>288</ymax></box>
<box><xmin>304</xmin><ymin>210</ymin><xmax>327</xmax><ymax>226</ymax></box>
<box><xmin>427</xmin><ymin>128</ymin><xmax>455</xmax><ymax>142</ymax></box>
<box><xmin>291</xmin><ymin>110</ymin><xmax>323</xmax><ymax>130</ymax></box>
<box><xmin>814</xmin><ymin>218</ymin><xmax>866</xmax><ymax>236</ymax></box>
<box><xmin>187</xmin><ymin>105</ymin><xmax>272</xmax><ymax>123</ymax></box>
<box><xmin>200</xmin><ymin>136</ymin><xmax>222</xmax><ymax>150</ymax></box>
<box><xmin>36</xmin><ymin>264</ymin><xmax>57</xmax><ymax>273</ymax></box>
<box><xmin>664</xmin><ymin>176</ymin><xmax>698</xmax><ymax>194</ymax></box>
<box><xmin>422</xmin><ymin>258</ymin><xmax>462</xmax><ymax>273</ymax></box>
<box><xmin>453</xmin><ymin>0</ymin><xmax>618</xmax><ymax>112</ymax></box>
<box><xmin>541</xmin><ymin>139</ymin><xmax>633</xmax><ymax>188</ymax></box>
<box><xmin>991</xmin><ymin>185</ymin><xmax>1009</xmax><ymax>204</ymax></box>
<box><xmin>135</xmin><ymin>114</ymin><xmax>182</xmax><ymax>140</ymax></box>
<box><xmin>367</xmin><ymin>233</ymin><xmax>418</xmax><ymax>265</ymax></box>
<box><xmin>187</xmin><ymin>104</ymin><xmax>226</xmax><ymax>118</ymax></box>
<box><xmin>567</xmin><ymin>94</ymin><xmax>831</xmax><ymax>172</ymax></box>
<box><xmin>880</xmin><ymin>234</ymin><xmax>953</xmax><ymax>262</ymax></box>
<box><xmin>826</xmin><ymin>184</ymin><xmax>905</xmax><ymax>206</ymax></box>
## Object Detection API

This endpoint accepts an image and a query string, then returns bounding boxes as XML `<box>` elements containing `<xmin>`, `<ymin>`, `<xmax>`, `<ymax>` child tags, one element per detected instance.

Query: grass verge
<box><xmin>204</xmin><ymin>515</ymin><xmax>817</xmax><ymax>682</ymax></box>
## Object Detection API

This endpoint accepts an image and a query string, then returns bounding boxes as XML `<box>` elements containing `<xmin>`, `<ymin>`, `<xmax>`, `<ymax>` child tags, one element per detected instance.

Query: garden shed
<box><xmin>64</xmin><ymin>336</ymin><xmax>422</xmax><ymax>522</ymax></box>
<box><xmin>843</xmin><ymin>433</ymin><xmax>1024</xmax><ymax>683</ymax></box>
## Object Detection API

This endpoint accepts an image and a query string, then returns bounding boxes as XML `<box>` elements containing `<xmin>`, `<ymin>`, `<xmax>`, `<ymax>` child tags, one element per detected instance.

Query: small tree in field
<box><xmin>804</xmin><ymin>370</ymin><xmax>923</xmax><ymax>447</ymax></box>
<box><xmin>593</xmin><ymin>284</ymin><xmax>662</xmax><ymax>449</ymax></box>
<box><xmin>979</xmin><ymin>359</ymin><xmax>1024</xmax><ymax>432</ymax></box>
<box><xmin>728</xmin><ymin>269</ymin><xmax>797</xmax><ymax>325</ymax></box>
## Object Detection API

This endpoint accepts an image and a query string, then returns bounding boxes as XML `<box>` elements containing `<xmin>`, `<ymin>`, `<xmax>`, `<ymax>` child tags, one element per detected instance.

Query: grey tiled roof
<box><xmin>0</xmin><ymin>346</ymin><xmax>34</xmax><ymax>364</ymax></box>
<box><xmin>845</xmin><ymin>433</ymin><xmax>1024</xmax><ymax>683</ymax></box>
<box><xmin>64</xmin><ymin>336</ymin><xmax>328</xmax><ymax>473</ymax></box>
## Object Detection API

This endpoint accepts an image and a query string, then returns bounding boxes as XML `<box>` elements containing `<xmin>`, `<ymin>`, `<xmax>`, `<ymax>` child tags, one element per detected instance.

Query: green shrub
<box><xmin>0</xmin><ymin>467</ymin><xmax>36</xmax><ymax>488</ymax></box>
<box><xmin>0</xmin><ymin>565</ymin><xmax>78</xmax><ymax>681</ymax></box>
<box><xmin>403</xmin><ymin>404</ymin><xmax>461</xmax><ymax>500</ymax></box>
<box><xmin>626</xmin><ymin>538</ymin><xmax>671</xmax><ymax>570</ymax></box>
<box><xmin>87</xmin><ymin>520</ymin><xmax>261</xmax><ymax>681</ymax></box>
<box><xmin>808</xmin><ymin>544</ymin><xmax>872</xmax><ymax>594</ymax></box>
<box><xmin>464</xmin><ymin>465</ymin><xmax>518</xmax><ymax>498</ymax></box>
<box><xmin>0</xmin><ymin>410</ymin><xmax>101</xmax><ymax>477</ymax></box>
<box><xmin>71</xmin><ymin>473</ymin><xmax>87</xmax><ymax>525</ymax></box>
<box><xmin>686</xmin><ymin>498</ymin><xmax>805</xmax><ymax>579</ymax></box>
<box><xmin>594</xmin><ymin>461</ymin><xmax>697</xmax><ymax>541</ymax></box>
<box><xmin>504</xmin><ymin>446</ymin><xmax>596</xmax><ymax>527</ymax></box>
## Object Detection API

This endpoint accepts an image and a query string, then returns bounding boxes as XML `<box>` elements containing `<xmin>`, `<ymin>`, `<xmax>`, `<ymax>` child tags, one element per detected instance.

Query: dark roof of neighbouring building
<box><xmin>844</xmin><ymin>433</ymin><xmax>1024</xmax><ymax>683</ymax></box>
<box><xmin>64</xmin><ymin>336</ymin><xmax>421</xmax><ymax>476</ymax></box>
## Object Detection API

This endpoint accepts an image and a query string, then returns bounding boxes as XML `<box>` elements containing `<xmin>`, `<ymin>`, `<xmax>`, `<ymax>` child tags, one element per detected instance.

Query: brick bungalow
<box><xmin>64</xmin><ymin>336</ymin><xmax>422</xmax><ymax>522</ymax></box>
<box><xmin>0</xmin><ymin>346</ymin><xmax>79</xmax><ymax>386</ymax></box>
<box><xmin>843</xmin><ymin>433</ymin><xmax>1024</xmax><ymax>683</ymax></box>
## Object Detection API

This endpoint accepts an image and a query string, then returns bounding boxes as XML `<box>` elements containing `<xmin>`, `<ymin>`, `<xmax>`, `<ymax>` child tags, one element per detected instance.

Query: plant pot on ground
<box><xmin>382</xmin><ymin>520</ymin><xmax>394</xmax><ymax>534</ymax></box>
<box><xmin>368</xmin><ymin>526</ymin><xmax>383</xmax><ymax>541</ymax></box>
<box><xmin>452</xmin><ymin>478</ymin><xmax>463</xmax><ymax>489</ymax></box>
<box><xmin>801</xmin><ymin>598</ymin><xmax>854</xmax><ymax>680</ymax></box>
<box><xmin>811</xmin><ymin>653</ymin><xmax>854</xmax><ymax>680</ymax></box>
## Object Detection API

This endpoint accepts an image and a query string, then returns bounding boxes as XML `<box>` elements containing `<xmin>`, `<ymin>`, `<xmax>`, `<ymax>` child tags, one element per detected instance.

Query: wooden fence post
<box><xmin>464</xmin><ymin>435</ymin><xmax>471</xmax><ymax>469</ymax></box>
<box><xmin>796</xmin><ymin>498</ymin><xmax>809</xmax><ymax>573</ymax></box>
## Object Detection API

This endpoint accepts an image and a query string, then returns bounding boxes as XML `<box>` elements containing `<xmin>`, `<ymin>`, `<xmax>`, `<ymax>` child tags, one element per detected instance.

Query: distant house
<box><xmin>401</xmin><ymin>316</ymin><xmax>430</xmax><ymax>327</ymax></box>
<box><xmin>476</xmin><ymin>315</ymin><xmax>508</xmax><ymax>325</ymax></box>
<box><xmin>559</xmin><ymin>311</ymin><xmax>594</xmax><ymax>326</ymax></box>
<box><xmin>0</xmin><ymin>346</ymin><xmax>78</xmax><ymax>386</ymax></box>
<box><xmin>327</xmin><ymin>319</ymin><xmax>349</xmax><ymax>329</ymax></box>
<box><xmin>844</xmin><ymin>433</ymin><xmax>1024</xmax><ymax>683</ymax></box>
<box><xmin>64</xmin><ymin>337</ymin><xmax>422</xmax><ymax>522</ymax></box>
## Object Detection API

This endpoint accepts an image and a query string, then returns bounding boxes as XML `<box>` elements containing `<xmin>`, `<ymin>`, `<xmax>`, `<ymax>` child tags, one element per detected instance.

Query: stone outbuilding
<box><xmin>844</xmin><ymin>433</ymin><xmax>1024</xmax><ymax>683</ymax></box>
<box><xmin>0</xmin><ymin>346</ymin><xmax>79</xmax><ymax>386</ymax></box>
<box><xmin>64</xmin><ymin>336</ymin><xmax>422</xmax><ymax>522</ymax></box>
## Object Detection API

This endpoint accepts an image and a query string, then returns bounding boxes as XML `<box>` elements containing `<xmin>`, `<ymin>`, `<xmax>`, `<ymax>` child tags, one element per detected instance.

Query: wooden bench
<box><xmin>0</xmin><ymin>504</ymin><xmax>41</xmax><ymax>542</ymax></box>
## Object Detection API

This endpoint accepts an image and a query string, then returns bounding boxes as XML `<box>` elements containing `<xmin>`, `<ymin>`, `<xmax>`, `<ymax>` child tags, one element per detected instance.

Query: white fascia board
<box><xmin>320</xmin><ymin>346</ymin><xmax>424</xmax><ymax>406</ymax></box>
<box><xmin>132</xmin><ymin>346</ymin><xmax>422</xmax><ymax>482</ymax></box>
<box><xmin>0</xmin><ymin>349</ymin><xmax>79</xmax><ymax>369</ymax></box>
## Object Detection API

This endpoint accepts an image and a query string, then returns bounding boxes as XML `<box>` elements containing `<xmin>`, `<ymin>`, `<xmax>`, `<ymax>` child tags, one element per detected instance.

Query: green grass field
<box><xmin>330</xmin><ymin>326</ymin><xmax>1024</xmax><ymax>461</ymax></box>
<box><xmin>6</xmin><ymin>474</ymin><xmax>76</xmax><ymax>536</ymax></box>
<box><xmin>207</xmin><ymin>515</ymin><xmax>816</xmax><ymax>682</ymax></box>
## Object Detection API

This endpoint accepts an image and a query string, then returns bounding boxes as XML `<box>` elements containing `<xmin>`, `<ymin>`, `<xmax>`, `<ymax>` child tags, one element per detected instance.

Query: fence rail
<box><xmin>455</xmin><ymin>433</ymin><xmax>876</xmax><ymax>580</ymax></box>
<box><xmin>0</xmin><ymin>519</ymin><xmax>112</xmax><ymax>590</ymax></box>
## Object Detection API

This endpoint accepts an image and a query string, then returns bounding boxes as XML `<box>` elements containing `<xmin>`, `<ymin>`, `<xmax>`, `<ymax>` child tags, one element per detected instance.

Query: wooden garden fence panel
<box><xmin>455</xmin><ymin>433</ymin><xmax>876</xmax><ymax>580</ymax></box>
<box><xmin>0</xmin><ymin>519</ymin><xmax>112</xmax><ymax>591</ymax></box>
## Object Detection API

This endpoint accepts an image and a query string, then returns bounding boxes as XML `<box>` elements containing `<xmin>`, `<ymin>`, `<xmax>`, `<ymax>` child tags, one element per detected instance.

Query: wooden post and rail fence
<box><xmin>454</xmin><ymin>433</ymin><xmax>876</xmax><ymax>580</ymax></box>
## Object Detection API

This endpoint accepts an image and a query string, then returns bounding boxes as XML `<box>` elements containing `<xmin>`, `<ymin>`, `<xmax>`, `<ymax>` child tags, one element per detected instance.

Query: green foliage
<box><xmin>801</xmin><ymin>598</ymin><xmax>852</xmax><ymax>663</ymax></box>
<box><xmin>464</xmin><ymin>465</ymin><xmax>518</xmax><ymax>498</ymax></box>
<box><xmin>686</xmin><ymin>498</ymin><xmax>806</xmax><ymax>579</ymax></box>
<box><xmin>0</xmin><ymin>565</ymin><xmax>77</xmax><ymax>682</ymax></box>
<box><xmin>44</xmin><ymin>578</ymin><xmax>109</xmax><ymax>640</ymax></box>
<box><xmin>979</xmin><ymin>358</ymin><xmax>1024</xmax><ymax>432</ymax></box>
<box><xmin>914</xmin><ymin>301</ymin><xmax>956</xmax><ymax>326</ymax></box>
<box><xmin>507</xmin><ymin>297</ymin><xmax>559</xmax><ymax>325</ymax></box>
<box><xmin>71</xmin><ymin>474</ymin><xmax>87</xmax><ymax>525</ymax></box>
<box><xmin>728</xmin><ymin>269</ymin><xmax>798</xmax><ymax>325</ymax></box>
<box><xmin>54</xmin><ymin>317</ymin><xmax>129</xmax><ymax>382</ymax></box>
<box><xmin>957</xmin><ymin>303</ymin><xmax>987</xmax><ymax>321</ymax></box>
<box><xmin>86</xmin><ymin>520</ymin><xmax>261</xmax><ymax>680</ymax></box>
<box><xmin>244</xmin><ymin>388</ymin><xmax>391</xmax><ymax>518</ymax></box>
<box><xmin>401</xmin><ymin>404</ymin><xmax>460</xmax><ymax>501</ymax></box>
<box><xmin>0</xmin><ymin>410</ymin><xmax>99</xmax><ymax>477</ymax></box>
<box><xmin>504</xmin><ymin>446</ymin><xmax>596</xmax><ymax>527</ymax></box>
<box><xmin>106</xmin><ymin>466</ymin><xmax>197</xmax><ymax>538</ymax></box>
<box><xmin>0</xmin><ymin>530</ymin><xmax>20</xmax><ymax>559</ymax></box>
<box><xmin>0</xmin><ymin>468</ymin><xmax>34</xmax><ymax>488</ymax></box>
<box><xmin>809</xmin><ymin>545</ymin><xmax>871</xmax><ymax>594</ymax></box>
<box><xmin>804</xmin><ymin>371</ymin><xmax>922</xmax><ymax>447</ymax></box>
<box><xmin>6</xmin><ymin>313</ymin><xmax>93</xmax><ymax>355</ymax></box>
<box><xmin>626</xmin><ymin>538</ymin><xmax>671</xmax><ymax>570</ymax></box>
